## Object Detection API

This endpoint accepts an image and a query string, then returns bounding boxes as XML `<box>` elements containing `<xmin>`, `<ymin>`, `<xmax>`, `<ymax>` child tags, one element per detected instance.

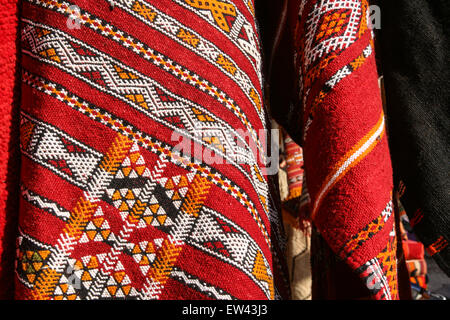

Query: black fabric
<box><xmin>255</xmin><ymin>0</ymin><xmax>304</xmax><ymax>145</ymax></box>
<box><xmin>378</xmin><ymin>0</ymin><xmax>450</xmax><ymax>276</ymax></box>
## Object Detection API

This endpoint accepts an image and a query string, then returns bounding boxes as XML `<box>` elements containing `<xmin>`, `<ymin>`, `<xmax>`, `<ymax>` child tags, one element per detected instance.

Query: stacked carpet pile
<box><xmin>0</xmin><ymin>0</ymin><xmax>447</xmax><ymax>301</ymax></box>
<box><xmin>277</xmin><ymin>130</ymin><xmax>312</xmax><ymax>300</ymax></box>
<box><xmin>283</xmin><ymin>134</ymin><xmax>304</xmax><ymax>202</ymax></box>
<box><xmin>399</xmin><ymin>206</ymin><xmax>428</xmax><ymax>292</ymax></box>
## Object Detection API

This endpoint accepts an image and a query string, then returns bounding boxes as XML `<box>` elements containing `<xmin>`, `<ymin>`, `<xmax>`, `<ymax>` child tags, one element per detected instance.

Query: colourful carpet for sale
<box><xmin>260</xmin><ymin>0</ymin><xmax>401</xmax><ymax>300</ymax></box>
<box><xmin>277</xmin><ymin>130</ymin><xmax>312</xmax><ymax>300</ymax></box>
<box><xmin>9</xmin><ymin>0</ymin><xmax>290</xmax><ymax>300</ymax></box>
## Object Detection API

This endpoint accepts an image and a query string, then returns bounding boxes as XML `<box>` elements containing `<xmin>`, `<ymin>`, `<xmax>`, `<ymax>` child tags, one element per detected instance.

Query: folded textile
<box><xmin>0</xmin><ymin>0</ymin><xmax>21</xmax><ymax>300</ymax></box>
<box><xmin>311</xmin><ymin>226</ymin><xmax>374</xmax><ymax>300</ymax></box>
<box><xmin>377</xmin><ymin>0</ymin><xmax>450</xmax><ymax>276</ymax></box>
<box><xmin>10</xmin><ymin>0</ymin><xmax>290</xmax><ymax>299</ymax></box>
<box><xmin>284</xmin><ymin>134</ymin><xmax>304</xmax><ymax>201</ymax></box>
<box><xmin>277</xmin><ymin>131</ymin><xmax>312</xmax><ymax>300</ymax></box>
<box><xmin>403</xmin><ymin>240</ymin><xmax>425</xmax><ymax>261</ymax></box>
<box><xmin>406</xmin><ymin>260</ymin><xmax>427</xmax><ymax>277</ymax></box>
<box><xmin>260</xmin><ymin>0</ymin><xmax>401</xmax><ymax>300</ymax></box>
<box><xmin>280</xmin><ymin>131</ymin><xmax>310</xmax><ymax>228</ymax></box>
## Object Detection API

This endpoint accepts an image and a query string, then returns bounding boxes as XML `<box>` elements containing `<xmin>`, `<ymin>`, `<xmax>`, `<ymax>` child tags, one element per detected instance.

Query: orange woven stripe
<box><xmin>312</xmin><ymin>112</ymin><xmax>385</xmax><ymax>219</ymax></box>
<box><xmin>31</xmin><ymin>134</ymin><xmax>133</xmax><ymax>299</ymax></box>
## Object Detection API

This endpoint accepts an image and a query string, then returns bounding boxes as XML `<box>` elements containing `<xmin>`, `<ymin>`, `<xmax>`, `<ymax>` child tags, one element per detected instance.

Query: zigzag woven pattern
<box><xmin>15</xmin><ymin>0</ymin><xmax>289</xmax><ymax>300</ymax></box>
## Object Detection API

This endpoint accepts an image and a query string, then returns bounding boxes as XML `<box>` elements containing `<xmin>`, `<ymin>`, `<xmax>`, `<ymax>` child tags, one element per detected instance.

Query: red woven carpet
<box><xmin>13</xmin><ymin>0</ymin><xmax>289</xmax><ymax>299</ymax></box>
<box><xmin>0</xmin><ymin>0</ymin><xmax>21</xmax><ymax>300</ymax></box>
<box><xmin>263</xmin><ymin>0</ymin><xmax>401</xmax><ymax>300</ymax></box>
<box><xmin>297</xmin><ymin>0</ymin><xmax>398</xmax><ymax>300</ymax></box>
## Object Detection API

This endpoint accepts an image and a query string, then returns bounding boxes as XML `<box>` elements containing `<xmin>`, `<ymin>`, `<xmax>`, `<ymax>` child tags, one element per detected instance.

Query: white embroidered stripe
<box><xmin>312</xmin><ymin>115</ymin><xmax>385</xmax><ymax>218</ymax></box>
